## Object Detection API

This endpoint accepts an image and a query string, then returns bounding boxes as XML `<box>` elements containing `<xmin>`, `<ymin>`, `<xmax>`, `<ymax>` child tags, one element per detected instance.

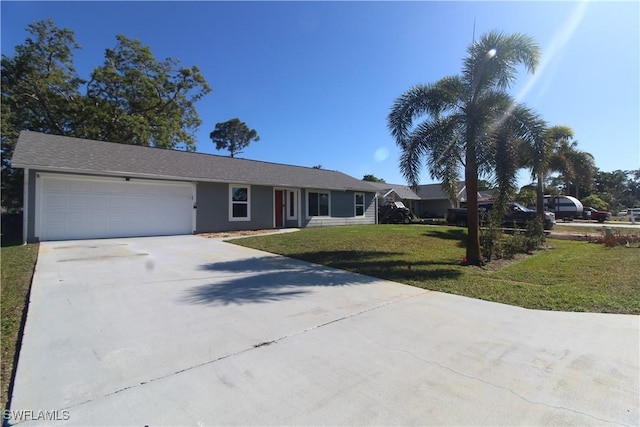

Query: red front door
<box><xmin>275</xmin><ymin>190</ymin><xmax>284</xmax><ymax>227</ymax></box>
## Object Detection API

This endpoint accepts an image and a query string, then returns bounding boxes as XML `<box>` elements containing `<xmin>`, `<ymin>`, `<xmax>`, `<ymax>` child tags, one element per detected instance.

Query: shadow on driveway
<box><xmin>182</xmin><ymin>249</ymin><xmax>462</xmax><ymax>306</ymax></box>
<box><xmin>182</xmin><ymin>255</ymin><xmax>382</xmax><ymax>306</ymax></box>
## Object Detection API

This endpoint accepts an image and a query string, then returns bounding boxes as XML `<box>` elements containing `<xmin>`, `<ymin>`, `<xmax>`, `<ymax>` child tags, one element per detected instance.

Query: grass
<box><xmin>554</xmin><ymin>224</ymin><xmax>640</xmax><ymax>234</ymax></box>
<box><xmin>1</xmin><ymin>240</ymin><xmax>38</xmax><ymax>411</ymax></box>
<box><xmin>231</xmin><ymin>224</ymin><xmax>640</xmax><ymax>314</ymax></box>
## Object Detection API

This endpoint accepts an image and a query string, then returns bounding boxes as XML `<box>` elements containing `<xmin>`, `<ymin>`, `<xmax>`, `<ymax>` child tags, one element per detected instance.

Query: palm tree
<box><xmin>522</xmin><ymin>125</ymin><xmax>573</xmax><ymax>220</ymax></box>
<box><xmin>548</xmin><ymin>133</ymin><xmax>595</xmax><ymax>198</ymax></box>
<box><xmin>388</xmin><ymin>31</ymin><xmax>542</xmax><ymax>266</ymax></box>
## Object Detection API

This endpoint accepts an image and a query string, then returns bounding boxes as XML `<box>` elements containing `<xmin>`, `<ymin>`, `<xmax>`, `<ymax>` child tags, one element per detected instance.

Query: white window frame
<box><xmin>229</xmin><ymin>184</ymin><xmax>251</xmax><ymax>221</ymax></box>
<box><xmin>307</xmin><ymin>191</ymin><xmax>330</xmax><ymax>218</ymax></box>
<box><xmin>355</xmin><ymin>192</ymin><xmax>365</xmax><ymax>217</ymax></box>
<box><xmin>286</xmin><ymin>190</ymin><xmax>298</xmax><ymax>220</ymax></box>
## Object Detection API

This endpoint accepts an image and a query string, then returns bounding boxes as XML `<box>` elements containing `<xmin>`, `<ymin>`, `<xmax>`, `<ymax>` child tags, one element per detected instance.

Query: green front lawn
<box><xmin>231</xmin><ymin>225</ymin><xmax>640</xmax><ymax>314</ymax></box>
<box><xmin>1</xmin><ymin>242</ymin><xmax>38</xmax><ymax>410</ymax></box>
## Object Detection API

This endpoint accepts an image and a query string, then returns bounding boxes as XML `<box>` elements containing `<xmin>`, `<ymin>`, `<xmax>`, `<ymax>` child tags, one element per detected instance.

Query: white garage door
<box><xmin>36</xmin><ymin>174</ymin><xmax>194</xmax><ymax>241</ymax></box>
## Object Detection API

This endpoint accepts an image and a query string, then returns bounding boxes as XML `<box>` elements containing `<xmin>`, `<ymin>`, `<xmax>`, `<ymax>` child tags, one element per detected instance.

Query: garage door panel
<box><xmin>38</xmin><ymin>174</ymin><xmax>193</xmax><ymax>241</ymax></box>
<box><xmin>65</xmin><ymin>180</ymin><xmax>90</xmax><ymax>193</ymax></box>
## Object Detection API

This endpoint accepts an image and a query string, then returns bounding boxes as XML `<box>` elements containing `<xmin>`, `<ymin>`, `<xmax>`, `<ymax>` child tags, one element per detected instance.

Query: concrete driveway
<box><xmin>10</xmin><ymin>235</ymin><xmax>639</xmax><ymax>426</ymax></box>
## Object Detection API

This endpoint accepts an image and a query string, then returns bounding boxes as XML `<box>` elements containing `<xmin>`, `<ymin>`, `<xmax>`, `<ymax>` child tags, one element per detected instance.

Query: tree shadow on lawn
<box><xmin>422</xmin><ymin>228</ymin><xmax>468</xmax><ymax>248</ymax></box>
<box><xmin>182</xmin><ymin>251</ymin><xmax>461</xmax><ymax>306</ymax></box>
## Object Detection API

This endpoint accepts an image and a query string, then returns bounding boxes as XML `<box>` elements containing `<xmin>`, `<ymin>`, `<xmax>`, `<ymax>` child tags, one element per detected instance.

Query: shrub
<box><xmin>480</xmin><ymin>218</ymin><xmax>547</xmax><ymax>261</ymax></box>
<box><xmin>581</xmin><ymin>194</ymin><xmax>609</xmax><ymax>211</ymax></box>
<box><xmin>597</xmin><ymin>228</ymin><xmax>640</xmax><ymax>247</ymax></box>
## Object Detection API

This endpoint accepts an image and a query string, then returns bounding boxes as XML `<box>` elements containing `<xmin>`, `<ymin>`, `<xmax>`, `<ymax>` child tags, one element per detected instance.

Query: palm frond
<box><xmin>387</xmin><ymin>77</ymin><xmax>464</xmax><ymax>145</ymax></box>
<box><xmin>387</xmin><ymin>84</ymin><xmax>434</xmax><ymax>144</ymax></box>
<box><xmin>397</xmin><ymin>131</ymin><xmax>427</xmax><ymax>187</ymax></box>
<box><xmin>492</xmin><ymin>129</ymin><xmax>520</xmax><ymax>210</ymax></box>
<box><xmin>463</xmin><ymin>30</ymin><xmax>540</xmax><ymax>99</ymax></box>
<box><xmin>415</xmin><ymin>114</ymin><xmax>465</xmax><ymax>170</ymax></box>
<box><xmin>440</xmin><ymin>156</ymin><xmax>462</xmax><ymax>205</ymax></box>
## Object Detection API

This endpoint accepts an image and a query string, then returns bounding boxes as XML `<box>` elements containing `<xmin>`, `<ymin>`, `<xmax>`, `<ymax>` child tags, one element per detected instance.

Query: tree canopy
<box><xmin>1</xmin><ymin>19</ymin><xmax>211</xmax><ymax>210</ymax></box>
<box><xmin>209</xmin><ymin>118</ymin><xmax>260</xmax><ymax>158</ymax></box>
<box><xmin>592</xmin><ymin>169</ymin><xmax>640</xmax><ymax>211</ymax></box>
<box><xmin>84</xmin><ymin>35</ymin><xmax>211</xmax><ymax>150</ymax></box>
<box><xmin>362</xmin><ymin>174</ymin><xmax>386</xmax><ymax>183</ymax></box>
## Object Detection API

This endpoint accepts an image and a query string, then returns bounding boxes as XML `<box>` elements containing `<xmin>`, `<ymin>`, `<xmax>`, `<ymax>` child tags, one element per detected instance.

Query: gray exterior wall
<box><xmin>22</xmin><ymin>170</ymin><xmax>378</xmax><ymax>241</ymax></box>
<box><xmin>195</xmin><ymin>182</ymin><xmax>274</xmax><ymax>232</ymax></box>
<box><xmin>300</xmin><ymin>189</ymin><xmax>376</xmax><ymax>228</ymax></box>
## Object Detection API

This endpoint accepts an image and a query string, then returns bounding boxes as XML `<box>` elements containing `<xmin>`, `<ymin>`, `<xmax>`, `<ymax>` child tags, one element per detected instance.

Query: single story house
<box><xmin>413</xmin><ymin>183</ymin><xmax>494</xmax><ymax>218</ymax></box>
<box><xmin>11</xmin><ymin>131</ymin><xmax>379</xmax><ymax>242</ymax></box>
<box><xmin>361</xmin><ymin>181</ymin><xmax>494</xmax><ymax>218</ymax></box>
<box><xmin>367</xmin><ymin>182</ymin><xmax>421</xmax><ymax>206</ymax></box>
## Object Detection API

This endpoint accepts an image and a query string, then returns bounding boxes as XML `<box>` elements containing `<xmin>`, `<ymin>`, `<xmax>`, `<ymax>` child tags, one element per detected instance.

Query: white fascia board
<box><xmin>22</xmin><ymin>167</ymin><xmax>29</xmax><ymax>244</ymax></box>
<box><xmin>18</xmin><ymin>166</ymin><xmax>252</xmax><ymax>185</ymax></box>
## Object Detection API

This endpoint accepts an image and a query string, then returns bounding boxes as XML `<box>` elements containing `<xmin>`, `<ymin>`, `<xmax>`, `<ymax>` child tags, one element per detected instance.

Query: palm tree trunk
<box><xmin>536</xmin><ymin>172</ymin><xmax>545</xmax><ymax>221</ymax></box>
<box><xmin>464</xmin><ymin>152</ymin><xmax>482</xmax><ymax>265</ymax></box>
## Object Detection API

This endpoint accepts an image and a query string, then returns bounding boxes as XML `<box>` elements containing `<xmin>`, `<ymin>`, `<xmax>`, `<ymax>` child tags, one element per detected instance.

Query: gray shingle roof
<box><xmin>415</xmin><ymin>182</ymin><xmax>494</xmax><ymax>202</ymax></box>
<box><xmin>12</xmin><ymin>131</ymin><xmax>379</xmax><ymax>192</ymax></box>
<box><xmin>414</xmin><ymin>183</ymin><xmax>457</xmax><ymax>200</ymax></box>
<box><xmin>368</xmin><ymin>182</ymin><xmax>421</xmax><ymax>200</ymax></box>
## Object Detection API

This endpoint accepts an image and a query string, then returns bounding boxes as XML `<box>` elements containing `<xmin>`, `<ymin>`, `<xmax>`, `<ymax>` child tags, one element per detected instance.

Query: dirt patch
<box><xmin>198</xmin><ymin>229</ymin><xmax>279</xmax><ymax>239</ymax></box>
<box><xmin>548</xmin><ymin>231</ymin><xmax>600</xmax><ymax>242</ymax></box>
<box><xmin>476</xmin><ymin>247</ymin><xmax>555</xmax><ymax>272</ymax></box>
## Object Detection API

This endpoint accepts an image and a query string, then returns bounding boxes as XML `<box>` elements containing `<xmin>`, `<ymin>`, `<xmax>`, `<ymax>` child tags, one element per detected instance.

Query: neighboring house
<box><xmin>366</xmin><ymin>181</ymin><xmax>494</xmax><ymax>218</ymax></box>
<box><xmin>368</xmin><ymin>182</ymin><xmax>421</xmax><ymax>207</ymax></box>
<box><xmin>11</xmin><ymin>131</ymin><xmax>379</xmax><ymax>242</ymax></box>
<box><xmin>413</xmin><ymin>183</ymin><xmax>494</xmax><ymax>218</ymax></box>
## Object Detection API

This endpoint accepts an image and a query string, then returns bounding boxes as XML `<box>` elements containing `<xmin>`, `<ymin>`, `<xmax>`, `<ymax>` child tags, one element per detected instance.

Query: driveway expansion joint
<box><xmin>48</xmin><ymin>290</ymin><xmax>431</xmax><ymax>415</ymax></box>
<box><xmin>354</xmin><ymin>327</ymin><xmax>630</xmax><ymax>427</ymax></box>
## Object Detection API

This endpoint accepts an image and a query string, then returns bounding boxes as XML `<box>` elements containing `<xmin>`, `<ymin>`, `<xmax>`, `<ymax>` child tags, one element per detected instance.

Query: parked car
<box><xmin>581</xmin><ymin>207</ymin><xmax>611</xmax><ymax>222</ymax></box>
<box><xmin>445</xmin><ymin>202</ymin><xmax>555</xmax><ymax>230</ymax></box>
<box><xmin>617</xmin><ymin>209</ymin><xmax>628</xmax><ymax>216</ymax></box>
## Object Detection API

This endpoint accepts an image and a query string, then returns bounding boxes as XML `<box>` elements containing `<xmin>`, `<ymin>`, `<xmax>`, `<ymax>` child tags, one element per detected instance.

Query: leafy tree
<box><xmin>581</xmin><ymin>194</ymin><xmax>609</xmax><ymax>211</ymax></box>
<box><xmin>1</xmin><ymin>19</ymin><xmax>83</xmax><ymax>211</ymax></box>
<box><xmin>209</xmin><ymin>118</ymin><xmax>260</xmax><ymax>158</ymax></box>
<box><xmin>84</xmin><ymin>35</ymin><xmax>211</xmax><ymax>151</ymax></box>
<box><xmin>627</xmin><ymin>169</ymin><xmax>640</xmax><ymax>207</ymax></box>
<box><xmin>312</xmin><ymin>165</ymin><xmax>323</xmax><ymax>169</ymax></box>
<box><xmin>388</xmin><ymin>31</ymin><xmax>542</xmax><ymax>265</ymax></box>
<box><xmin>593</xmin><ymin>169</ymin><xmax>640</xmax><ymax>211</ymax></box>
<box><xmin>362</xmin><ymin>174</ymin><xmax>386</xmax><ymax>183</ymax></box>
<box><xmin>1</xmin><ymin>19</ymin><xmax>212</xmax><ymax>210</ymax></box>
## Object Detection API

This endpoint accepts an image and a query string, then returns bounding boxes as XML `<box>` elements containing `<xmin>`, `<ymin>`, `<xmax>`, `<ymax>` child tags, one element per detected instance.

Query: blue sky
<box><xmin>2</xmin><ymin>1</ymin><xmax>639</xmax><ymax>187</ymax></box>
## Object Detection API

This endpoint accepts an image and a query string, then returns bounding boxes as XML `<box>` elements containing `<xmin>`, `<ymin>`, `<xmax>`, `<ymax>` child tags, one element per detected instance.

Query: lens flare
<box><xmin>515</xmin><ymin>1</ymin><xmax>588</xmax><ymax>103</ymax></box>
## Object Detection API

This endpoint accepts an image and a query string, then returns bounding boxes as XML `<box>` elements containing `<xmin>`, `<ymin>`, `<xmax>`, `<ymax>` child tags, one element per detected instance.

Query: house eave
<box><xmin>13</xmin><ymin>165</ymin><xmax>235</xmax><ymax>185</ymax></box>
<box><xmin>14</xmin><ymin>165</ymin><xmax>376</xmax><ymax>193</ymax></box>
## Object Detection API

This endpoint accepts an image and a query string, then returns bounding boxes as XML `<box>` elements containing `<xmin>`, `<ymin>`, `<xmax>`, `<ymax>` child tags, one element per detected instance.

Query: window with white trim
<box><xmin>308</xmin><ymin>191</ymin><xmax>329</xmax><ymax>217</ymax></box>
<box><xmin>229</xmin><ymin>185</ymin><xmax>250</xmax><ymax>221</ymax></box>
<box><xmin>287</xmin><ymin>190</ymin><xmax>297</xmax><ymax>220</ymax></box>
<box><xmin>355</xmin><ymin>193</ymin><xmax>365</xmax><ymax>216</ymax></box>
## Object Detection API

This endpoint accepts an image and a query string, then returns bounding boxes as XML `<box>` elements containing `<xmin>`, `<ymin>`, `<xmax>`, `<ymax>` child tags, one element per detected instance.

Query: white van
<box><xmin>543</xmin><ymin>195</ymin><xmax>583</xmax><ymax>221</ymax></box>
